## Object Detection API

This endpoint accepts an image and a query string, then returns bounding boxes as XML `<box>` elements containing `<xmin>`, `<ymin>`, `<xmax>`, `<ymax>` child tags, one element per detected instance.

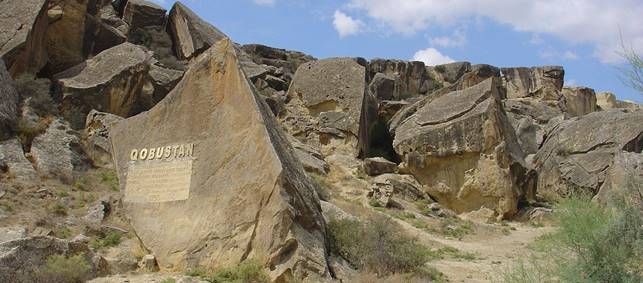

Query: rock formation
<box><xmin>110</xmin><ymin>39</ymin><xmax>329</xmax><ymax>281</ymax></box>
<box><xmin>561</xmin><ymin>87</ymin><xmax>597</xmax><ymax>117</ymax></box>
<box><xmin>168</xmin><ymin>2</ymin><xmax>227</xmax><ymax>60</ymax></box>
<box><xmin>0</xmin><ymin>61</ymin><xmax>18</xmax><ymax>139</ymax></box>
<box><xmin>0</xmin><ymin>0</ymin><xmax>49</xmax><ymax>76</ymax></box>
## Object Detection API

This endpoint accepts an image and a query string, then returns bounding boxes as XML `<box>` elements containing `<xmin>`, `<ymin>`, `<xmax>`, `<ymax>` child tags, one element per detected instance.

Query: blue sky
<box><xmin>152</xmin><ymin>0</ymin><xmax>643</xmax><ymax>103</ymax></box>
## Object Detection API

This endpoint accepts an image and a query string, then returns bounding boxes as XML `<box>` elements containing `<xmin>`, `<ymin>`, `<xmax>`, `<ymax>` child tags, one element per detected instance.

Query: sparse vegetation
<box><xmin>185</xmin><ymin>260</ymin><xmax>270</xmax><ymax>283</ymax></box>
<box><xmin>33</xmin><ymin>254</ymin><xmax>91</xmax><ymax>283</ymax></box>
<box><xmin>161</xmin><ymin>278</ymin><xmax>177</xmax><ymax>283</ymax></box>
<box><xmin>50</xmin><ymin>203</ymin><xmax>67</xmax><ymax>216</ymax></box>
<box><xmin>327</xmin><ymin>216</ymin><xmax>438</xmax><ymax>278</ymax></box>
<box><xmin>618</xmin><ymin>38</ymin><xmax>643</xmax><ymax>95</ymax></box>
<box><xmin>100</xmin><ymin>170</ymin><xmax>119</xmax><ymax>191</ymax></box>
<box><xmin>309</xmin><ymin>173</ymin><xmax>332</xmax><ymax>201</ymax></box>
<box><xmin>502</xmin><ymin>195</ymin><xmax>642</xmax><ymax>282</ymax></box>
<box><xmin>368</xmin><ymin>198</ymin><xmax>383</xmax><ymax>207</ymax></box>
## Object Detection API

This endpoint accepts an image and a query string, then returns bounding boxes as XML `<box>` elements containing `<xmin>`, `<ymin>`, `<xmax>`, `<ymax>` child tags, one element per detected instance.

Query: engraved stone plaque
<box><xmin>124</xmin><ymin>159</ymin><xmax>193</xmax><ymax>203</ymax></box>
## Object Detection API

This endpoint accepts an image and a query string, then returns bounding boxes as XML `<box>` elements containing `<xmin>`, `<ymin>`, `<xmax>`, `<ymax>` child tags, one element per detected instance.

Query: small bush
<box><xmin>101</xmin><ymin>170</ymin><xmax>119</xmax><ymax>191</ymax></box>
<box><xmin>33</xmin><ymin>253</ymin><xmax>91</xmax><ymax>283</ymax></box>
<box><xmin>368</xmin><ymin>198</ymin><xmax>383</xmax><ymax>207</ymax></box>
<box><xmin>207</xmin><ymin>260</ymin><xmax>269</xmax><ymax>283</ymax></box>
<box><xmin>90</xmin><ymin>231</ymin><xmax>122</xmax><ymax>250</ymax></box>
<box><xmin>327</xmin><ymin>216</ymin><xmax>433</xmax><ymax>277</ymax></box>
<box><xmin>51</xmin><ymin>203</ymin><xmax>67</xmax><ymax>216</ymax></box>
<box><xmin>309</xmin><ymin>174</ymin><xmax>332</xmax><ymax>201</ymax></box>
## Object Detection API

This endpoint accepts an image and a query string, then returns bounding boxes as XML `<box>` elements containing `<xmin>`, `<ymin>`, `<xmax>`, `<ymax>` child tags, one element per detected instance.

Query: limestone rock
<box><xmin>393</xmin><ymin>78</ymin><xmax>531</xmax><ymax>218</ymax></box>
<box><xmin>0</xmin><ymin>0</ymin><xmax>49</xmax><ymax>76</ymax></box>
<box><xmin>290</xmin><ymin>137</ymin><xmax>329</xmax><ymax>175</ymax></box>
<box><xmin>596</xmin><ymin>92</ymin><xmax>641</xmax><ymax>111</ymax></box>
<box><xmin>168</xmin><ymin>2</ymin><xmax>227</xmax><ymax>60</ymax></box>
<box><xmin>320</xmin><ymin>201</ymin><xmax>357</xmax><ymax>223</ymax></box>
<box><xmin>0</xmin><ymin>61</ymin><xmax>18</xmax><ymax>138</ymax></box>
<box><xmin>502</xmin><ymin>66</ymin><xmax>564</xmax><ymax>100</ymax></box>
<box><xmin>594</xmin><ymin>152</ymin><xmax>642</xmax><ymax>209</ymax></box>
<box><xmin>135</xmin><ymin>63</ymin><xmax>184</xmax><ymax>111</ymax></box>
<box><xmin>94</xmin><ymin>22</ymin><xmax>128</xmax><ymax>55</ymax></box>
<box><xmin>31</xmin><ymin>119</ymin><xmax>83</xmax><ymax>183</ymax></box>
<box><xmin>561</xmin><ymin>87</ymin><xmax>597</xmax><ymax>117</ymax></box>
<box><xmin>138</xmin><ymin>254</ymin><xmax>158</xmax><ymax>271</ymax></box>
<box><xmin>123</xmin><ymin>0</ymin><xmax>166</xmax><ymax>32</ymax></box>
<box><xmin>534</xmin><ymin>110</ymin><xmax>643</xmax><ymax>199</ymax></box>
<box><xmin>378</xmin><ymin>100</ymin><xmax>409</xmax><ymax>124</ymax></box>
<box><xmin>368</xmin><ymin>59</ymin><xmax>433</xmax><ymax>98</ymax></box>
<box><xmin>0</xmin><ymin>139</ymin><xmax>37</xmax><ymax>180</ymax></box>
<box><xmin>369</xmin><ymin>73</ymin><xmax>396</xmax><ymax>100</ymax></box>
<box><xmin>0</xmin><ymin>227</ymin><xmax>27</xmax><ymax>244</ymax></box>
<box><xmin>286</xmin><ymin>58</ymin><xmax>376</xmax><ymax>157</ymax></box>
<box><xmin>110</xmin><ymin>39</ymin><xmax>329</xmax><ymax>281</ymax></box>
<box><xmin>43</xmin><ymin>0</ymin><xmax>100</xmax><ymax>74</ymax></box>
<box><xmin>241</xmin><ymin>44</ymin><xmax>315</xmax><ymax>79</ymax></box>
<box><xmin>55</xmin><ymin>43</ymin><xmax>151</xmax><ymax>129</ymax></box>
<box><xmin>504</xmin><ymin>98</ymin><xmax>564</xmax><ymax>154</ymax></box>
<box><xmin>0</xmin><ymin>236</ymin><xmax>105</xmax><ymax>282</ymax></box>
<box><xmin>435</xmin><ymin>61</ymin><xmax>471</xmax><ymax>83</ymax></box>
<box><xmin>363</xmin><ymin>157</ymin><xmax>397</xmax><ymax>176</ymax></box>
<box><xmin>367</xmin><ymin>182</ymin><xmax>395</xmax><ymax>208</ymax></box>
<box><xmin>100</xmin><ymin>4</ymin><xmax>130</xmax><ymax>35</ymax></box>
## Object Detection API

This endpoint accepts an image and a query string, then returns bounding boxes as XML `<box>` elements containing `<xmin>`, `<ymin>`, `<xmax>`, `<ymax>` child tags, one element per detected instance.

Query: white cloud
<box><xmin>565</xmin><ymin>79</ymin><xmax>578</xmax><ymax>87</ymax></box>
<box><xmin>346</xmin><ymin>0</ymin><xmax>643</xmax><ymax>64</ymax></box>
<box><xmin>539</xmin><ymin>49</ymin><xmax>579</xmax><ymax>61</ymax></box>
<box><xmin>430</xmin><ymin>29</ymin><xmax>467</xmax><ymax>48</ymax></box>
<box><xmin>412</xmin><ymin>47</ymin><xmax>455</xmax><ymax>65</ymax></box>
<box><xmin>254</xmin><ymin>0</ymin><xmax>275</xmax><ymax>6</ymax></box>
<box><xmin>333</xmin><ymin>10</ymin><xmax>363</xmax><ymax>38</ymax></box>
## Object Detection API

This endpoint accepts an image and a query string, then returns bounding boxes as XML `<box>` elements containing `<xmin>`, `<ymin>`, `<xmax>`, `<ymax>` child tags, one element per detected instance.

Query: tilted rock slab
<box><xmin>561</xmin><ymin>87</ymin><xmax>597</xmax><ymax>117</ymax></box>
<box><xmin>501</xmin><ymin>66</ymin><xmax>564</xmax><ymax>100</ymax></box>
<box><xmin>55</xmin><ymin>42</ymin><xmax>151</xmax><ymax>129</ymax></box>
<box><xmin>533</xmin><ymin>109</ymin><xmax>643</xmax><ymax>199</ymax></box>
<box><xmin>503</xmin><ymin>98</ymin><xmax>564</xmax><ymax>155</ymax></box>
<box><xmin>0</xmin><ymin>139</ymin><xmax>37</xmax><ymax>180</ymax></box>
<box><xmin>31</xmin><ymin>118</ymin><xmax>84</xmax><ymax>183</ymax></box>
<box><xmin>82</xmin><ymin>110</ymin><xmax>123</xmax><ymax>169</ymax></box>
<box><xmin>110</xmin><ymin>39</ymin><xmax>330</xmax><ymax>281</ymax></box>
<box><xmin>393</xmin><ymin>78</ymin><xmax>531</xmax><ymax>218</ymax></box>
<box><xmin>0</xmin><ymin>0</ymin><xmax>49</xmax><ymax>76</ymax></box>
<box><xmin>594</xmin><ymin>151</ymin><xmax>643</xmax><ymax>209</ymax></box>
<box><xmin>168</xmin><ymin>2</ymin><xmax>227</xmax><ymax>60</ymax></box>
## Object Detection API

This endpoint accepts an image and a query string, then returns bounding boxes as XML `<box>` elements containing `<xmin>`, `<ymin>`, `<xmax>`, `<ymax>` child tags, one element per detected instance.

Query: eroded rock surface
<box><xmin>393</xmin><ymin>78</ymin><xmax>531</xmax><ymax>218</ymax></box>
<box><xmin>0</xmin><ymin>61</ymin><xmax>18</xmax><ymax>138</ymax></box>
<box><xmin>82</xmin><ymin>110</ymin><xmax>123</xmax><ymax>169</ymax></box>
<box><xmin>110</xmin><ymin>39</ymin><xmax>330</xmax><ymax>281</ymax></box>
<box><xmin>561</xmin><ymin>87</ymin><xmax>597</xmax><ymax>117</ymax></box>
<box><xmin>502</xmin><ymin>66</ymin><xmax>564</xmax><ymax>100</ymax></box>
<box><xmin>0</xmin><ymin>0</ymin><xmax>49</xmax><ymax>76</ymax></box>
<box><xmin>31</xmin><ymin>119</ymin><xmax>84</xmax><ymax>183</ymax></box>
<box><xmin>0</xmin><ymin>139</ymin><xmax>37</xmax><ymax>180</ymax></box>
<box><xmin>168</xmin><ymin>2</ymin><xmax>227</xmax><ymax>60</ymax></box>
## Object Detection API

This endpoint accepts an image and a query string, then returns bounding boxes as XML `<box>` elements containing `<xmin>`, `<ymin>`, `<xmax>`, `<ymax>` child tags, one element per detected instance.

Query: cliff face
<box><xmin>0</xmin><ymin>1</ymin><xmax>641</xmax><ymax>282</ymax></box>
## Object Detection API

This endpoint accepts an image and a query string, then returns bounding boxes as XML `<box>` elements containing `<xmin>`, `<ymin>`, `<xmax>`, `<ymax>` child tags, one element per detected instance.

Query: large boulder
<box><xmin>501</xmin><ymin>66</ymin><xmax>564</xmax><ymax>100</ymax></box>
<box><xmin>0</xmin><ymin>0</ymin><xmax>49</xmax><ymax>76</ymax></box>
<box><xmin>434</xmin><ymin>61</ymin><xmax>471</xmax><ymax>83</ymax></box>
<box><xmin>561</xmin><ymin>87</ymin><xmax>597</xmax><ymax>117</ymax></box>
<box><xmin>533</xmin><ymin>110</ymin><xmax>643</xmax><ymax>200</ymax></box>
<box><xmin>241</xmin><ymin>44</ymin><xmax>315</xmax><ymax>80</ymax></box>
<box><xmin>369</xmin><ymin>73</ymin><xmax>395</xmax><ymax>101</ymax></box>
<box><xmin>123</xmin><ymin>0</ymin><xmax>166</xmax><ymax>33</ymax></box>
<box><xmin>596</xmin><ymin>92</ymin><xmax>641</xmax><ymax>111</ymax></box>
<box><xmin>30</xmin><ymin>118</ymin><xmax>84</xmax><ymax>183</ymax></box>
<box><xmin>0</xmin><ymin>61</ymin><xmax>18</xmax><ymax>138</ymax></box>
<box><xmin>109</xmin><ymin>39</ymin><xmax>330</xmax><ymax>281</ymax></box>
<box><xmin>285</xmin><ymin>58</ymin><xmax>377</xmax><ymax>157</ymax></box>
<box><xmin>0</xmin><ymin>139</ymin><xmax>37</xmax><ymax>180</ymax></box>
<box><xmin>43</xmin><ymin>0</ymin><xmax>100</xmax><ymax>74</ymax></box>
<box><xmin>0</xmin><ymin>236</ymin><xmax>105</xmax><ymax>283</ymax></box>
<box><xmin>82</xmin><ymin>110</ymin><xmax>123</xmax><ymax>168</ymax></box>
<box><xmin>503</xmin><ymin>98</ymin><xmax>564</xmax><ymax>154</ymax></box>
<box><xmin>594</xmin><ymin>152</ymin><xmax>642</xmax><ymax>209</ymax></box>
<box><xmin>393</xmin><ymin>78</ymin><xmax>531</xmax><ymax>218</ymax></box>
<box><xmin>54</xmin><ymin>43</ymin><xmax>151</xmax><ymax>129</ymax></box>
<box><xmin>168</xmin><ymin>2</ymin><xmax>227</xmax><ymax>60</ymax></box>
<box><xmin>368</xmin><ymin>59</ymin><xmax>435</xmax><ymax>98</ymax></box>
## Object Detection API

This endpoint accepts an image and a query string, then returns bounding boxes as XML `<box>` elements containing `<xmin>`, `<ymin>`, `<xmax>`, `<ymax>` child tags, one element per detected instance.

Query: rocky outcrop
<box><xmin>123</xmin><ymin>0</ymin><xmax>166</xmax><ymax>33</ymax></box>
<box><xmin>594</xmin><ymin>152</ymin><xmax>642</xmax><ymax>209</ymax></box>
<box><xmin>289</xmin><ymin>137</ymin><xmax>329</xmax><ymax>175</ymax></box>
<box><xmin>363</xmin><ymin>157</ymin><xmax>397</xmax><ymax>176</ymax></box>
<box><xmin>533</xmin><ymin>110</ymin><xmax>643</xmax><ymax>200</ymax></box>
<box><xmin>0</xmin><ymin>61</ymin><xmax>18</xmax><ymax>138</ymax></box>
<box><xmin>435</xmin><ymin>61</ymin><xmax>471</xmax><ymax>84</ymax></box>
<box><xmin>368</xmin><ymin>59</ymin><xmax>437</xmax><ymax>98</ymax></box>
<box><xmin>82</xmin><ymin>110</ymin><xmax>123</xmax><ymax>169</ymax></box>
<box><xmin>241</xmin><ymin>44</ymin><xmax>315</xmax><ymax>80</ymax></box>
<box><xmin>393</xmin><ymin>78</ymin><xmax>531</xmax><ymax>218</ymax></box>
<box><xmin>596</xmin><ymin>92</ymin><xmax>641</xmax><ymax>111</ymax></box>
<box><xmin>369</xmin><ymin>73</ymin><xmax>396</xmax><ymax>100</ymax></box>
<box><xmin>0</xmin><ymin>139</ymin><xmax>37</xmax><ymax>180</ymax></box>
<box><xmin>561</xmin><ymin>87</ymin><xmax>597</xmax><ymax>117</ymax></box>
<box><xmin>168</xmin><ymin>2</ymin><xmax>227</xmax><ymax>60</ymax></box>
<box><xmin>372</xmin><ymin>173</ymin><xmax>429</xmax><ymax>202</ymax></box>
<box><xmin>504</xmin><ymin>98</ymin><xmax>564</xmax><ymax>154</ymax></box>
<box><xmin>147</xmin><ymin>63</ymin><xmax>184</xmax><ymax>106</ymax></box>
<box><xmin>285</xmin><ymin>58</ymin><xmax>377</xmax><ymax>157</ymax></box>
<box><xmin>501</xmin><ymin>66</ymin><xmax>564</xmax><ymax>100</ymax></box>
<box><xmin>110</xmin><ymin>39</ymin><xmax>329</xmax><ymax>281</ymax></box>
<box><xmin>55</xmin><ymin>42</ymin><xmax>151</xmax><ymax>129</ymax></box>
<box><xmin>43</xmin><ymin>0</ymin><xmax>100</xmax><ymax>74</ymax></box>
<box><xmin>30</xmin><ymin>119</ymin><xmax>84</xmax><ymax>183</ymax></box>
<box><xmin>0</xmin><ymin>0</ymin><xmax>49</xmax><ymax>76</ymax></box>
<box><xmin>0</xmin><ymin>236</ymin><xmax>105</xmax><ymax>283</ymax></box>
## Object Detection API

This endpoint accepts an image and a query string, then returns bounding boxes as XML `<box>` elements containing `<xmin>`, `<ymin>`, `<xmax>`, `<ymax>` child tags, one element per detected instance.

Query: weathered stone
<box><xmin>123</xmin><ymin>0</ymin><xmax>166</xmax><ymax>32</ymax></box>
<box><xmin>55</xmin><ymin>43</ymin><xmax>151</xmax><ymax>129</ymax></box>
<box><xmin>369</xmin><ymin>73</ymin><xmax>396</xmax><ymax>100</ymax></box>
<box><xmin>363</xmin><ymin>157</ymin><xmax>397</xmax><ymax>176</ymax></box>
<box><xmin>504</xmin><ymin>98</ymin><xmax>564</xmax><ymax>154</ymax></box>
<box><xmin>83</xmin><ymin>199</ymin><xmax>110</xmax><ymax>224</ymax></box>
<box><xmin>286</xmin><ymin>58</ymin><xmax>376</xmax><ymax>157</ymax></box>
<box><xmin>320</xmin><ymin>201</ymin><xmax>357</xmax><ymax>223</ymax></box>
<box><xmin>378</xmin><ymin>100</ymin><xmax>409</xmax><ymax>124</ymax></box>
<box><xmin>168</xmin><ymin>2</ymin><xmax>227</xmax><ymax>60</ymax></box>
<box><xmin>43</xmin><ymin>0</ymin><xmax>100</xmax><ymax>74</ymax></box>
<box><xmin>138</xmin><ymin>254</ymin><xmax>158</xmax><ymax>271</ymax></box>
<box><xmin>596</xmin><ymin>92</ymin><xmax>641</xmax><ymax>111</ymax></box>
<box><xmin>0</xmin><ymin>139</ymin><xmax>37</xmax><ymax>180</ymax></box>
<box><xmin>534</xmin><ymin>110</ymin><xmax>643</xmax><ymax>199</ymax></box>
<box><xmin>594</xmin><ymin>152</ymin><xmax>642</xmax><ymax>209</ymax></box>
<box><xmin>393</xmin><ymin>78</ymin><xmax>531</xmax><ymax>218</ymax></box>
<box><xmin>110</xmin><ymin>39</ymin><xmax>329</xmax><ymax>281</ymax></box>
<box><xmin>111</xmin><ymin>0</ymin><xmax>129</xmax><ymax>15</ymax></box>
<box><xmin>368</xmin><ymin>59</ymin><xmax>431</xmax><ymax>98</ymax></box>
<box><xmin>0</xmin><ymin>227</ymin><xmax>27</xmax><ymax>244</ymax></box>
<box><xmin>135</xmin><ymin>63</ymin><xmax>184</xmax><ymax>111</ymax></box>
<box><xmin>460</xmin><ymin>207</ymin><xmax>497</xmax><ymax>223</ymax></box>
<box><xmin>561</xmin><ymin>87</ymin><xmax>597</xmax><ymax>117</ymax></box>
<box><xmin>372</xmin><ymin>173</ymin><xmax>428</xmax><ymax>202</ymax></box>
<box><xmin>0</xmin><ymin>61</ymin><xmax>18</xmax><ymax>138</ymax></box>
<box><xmin>94</xmin><ymin>22</ymin><xmax>127</xmax><ymax>55</ymax></box>
<box><xmin>0</xmin><ymin>236</ymin><xmax>106</xmax><ymax>282</ymax></box>
<box><xmin>0</xmin><ymin>0</ymin><xmax>49</xmax><ymax>76</ymax></box>
<box><xmin>435</xmin><ymin>61</ymin><xmax>471</xmax><ymax>83</ymax></box>
<box><xmin>502</xmin><ymin>66</ymin><xmax>564</xmax><ymax>100</ymax></box>
<box><xmin>289</xmin><ymin>137</ymin><xmax>329</xmax><ymax>175</ymax></box>
<box><xmin>31</xmin><ymin>119</ymin><xmax>83</xmax><ymax>183</ymax></box>
<box><xmin>367</xmin><ymin>182</ymin><xmax>395</xmax><ymax>208</ymax></box>
<box><xmin>241</xmin><ymin>44</ymin><xmax>315</xmax><ymax>78</ymax></box>
<box><xmin>100</xmin><ymin>4</ymin><xmax>130</xmax><ymax>35</ymax></box>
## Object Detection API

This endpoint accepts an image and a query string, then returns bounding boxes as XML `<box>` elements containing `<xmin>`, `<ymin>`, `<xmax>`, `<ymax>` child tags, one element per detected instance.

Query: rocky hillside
<box><xmin>0</xmin><ymin>0</ymin><xmax>641</xmax><ymax>282</ymax></box>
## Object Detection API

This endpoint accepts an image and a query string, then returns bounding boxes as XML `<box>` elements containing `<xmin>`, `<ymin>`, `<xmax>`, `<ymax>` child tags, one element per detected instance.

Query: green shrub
<box><xmin>368</xmin><ymin>198</ymin><xmax>383</xmax><ymax>207</ymax></box>
<box><xmin>327</xmin><ymin>216</ymin><xmax>434</xmax><ymax>277</ymax></box>
<box><xmin>51</xmin><ymin>203</ymin><xmax>67</xmax><ymax>216</ymax></box>
<box><xmin>101</xmin><ymin>170</ymin><xmax>119</xmax><ymax>191</ymax></box>
<box><xmin>207</xmin><ymin>260</ymin><xmax>269</xmax><ymax>283</ymax></box>
<box><xmin>309</xmin><ymin>174</ymin><xmax>332</xmax><ymax>201</ymax></box>
<box><xmin>90</xmin><ymin>231</ymin><xmax>122</xmax><ymax>250</ymax></box>
<box><xmin>33</xmin><ymin>254</ymin><xmax>91</xmax><ymax>283</ymax></box>
<box><xmin>503</xmin><ymin>195</ymin><xmax>642</xmax><ymax>282</ymax></box>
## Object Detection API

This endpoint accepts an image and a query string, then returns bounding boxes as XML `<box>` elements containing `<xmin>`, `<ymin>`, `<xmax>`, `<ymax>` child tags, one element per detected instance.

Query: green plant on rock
<box><xmin>100</xmin><ymin>170</ymin><xmax>119</xmax><ymax>191</ymax></box>
<box><xmin>90</xmin><ymin>231</ymin><xmax>122</xmax><ymax>250</ymax></box>
<box><xmin>32</xmin><ymin>253</ymin><xmax>91</xmax><ymax>283</ymax></box>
